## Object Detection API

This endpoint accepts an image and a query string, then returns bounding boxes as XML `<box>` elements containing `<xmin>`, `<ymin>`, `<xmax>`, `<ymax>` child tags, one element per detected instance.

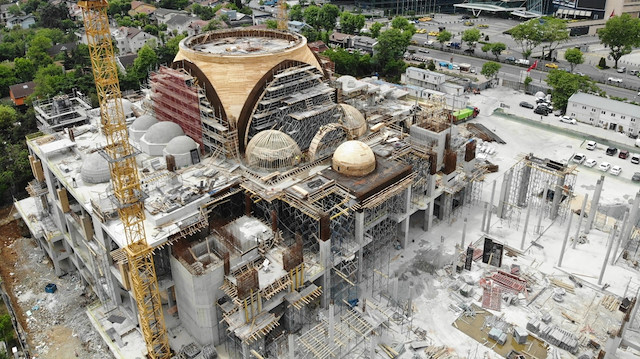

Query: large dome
<box><xmin>165</xmin><ymin>135</ymin><xmax>198</xmax><ymax>155</ymax></box>
<box><xmin>339</xmin><ymin>104</ymin><xmax>367</xmax><ymax>138</ymax></box>
<box><xmin>131</xmin><ymin>114</ymin><xmax>158</xmax><ymax>131</ymax></box>
<box><xmin>81</xmin><ymin>152</ymin><xmax>110</xmax><ymax>184</ymax></box>
<box><xmin>246</xmin><ymin>130</ymin><xmax>301</xmax><ymax>171</ymax></box>
<box><xmin>332</xmin><ymin>141</ymin><xmax>376</xmax><ymax>177</ymax></box>
<box><xmin>143</xmin><ymin>121</ymin><xmax>184</xmax><ymax>144</ymax></box>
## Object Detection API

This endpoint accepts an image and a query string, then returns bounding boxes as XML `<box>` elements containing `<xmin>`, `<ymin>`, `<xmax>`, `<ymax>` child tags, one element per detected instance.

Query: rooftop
<box><xmin>568</xmin><ymin>92</ymin><xmax>640</xmax><ymax>118</ymax></box>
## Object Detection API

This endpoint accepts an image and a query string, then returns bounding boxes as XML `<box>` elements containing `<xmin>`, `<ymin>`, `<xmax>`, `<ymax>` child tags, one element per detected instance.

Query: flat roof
<box><xmin>568</xmin><ymin>92</ymin><xmax>640</xmax><ymax>118</ymax></box>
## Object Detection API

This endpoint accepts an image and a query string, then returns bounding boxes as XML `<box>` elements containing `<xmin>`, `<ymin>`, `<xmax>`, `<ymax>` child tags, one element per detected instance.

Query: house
<box><xmin>188</xmin><ymin>19</ymin><xmax>209</xmax><ymax>36</ymax></box>
<box><xmin>9</xmin><ymin>81</ymin><xmax>36</xmax><ymax>106</ymax></box>
<box><xmin>47</xmin><ymin>42</ymin><xmax>78</xmax><ymax>58</ymax></box>
<box><xmin>117</xmin><ymin>54</ymin><xmax>138</xmax><ymax>74</ymax></box>
<box><xmin>287</xmin><ymin>20</ymin><xmax>307</xmax><ymax>33</ymax></box>
<box><xmin>352</xmin><ymin>35</ymin><xmax>378</xmax><ymax>55</ymax></box>
<box><xmin>153</xmin><ymin>8</ymin><xmax>187</xmax><ymax>24</ymax></box>
<box><xmin>5</xmin><ymin>14</ymin><xmax>35</xmax><ymax>29</ymax></box>
<box><xmin>67</xmin><ymin>2</ymin><xmax>83</xmax><ymax>21</ymax></box>
<box><xmin>308</xmin><ymin>40</ymin><xmax>328</xmax><ymax>53</ymax></box>
<box><xmin>0</xmin><ymin>3</ymin><xmax>12</xmax><ymax>26</ymax></box>
<box><xmin>112</xmin><ymin>27</ymin><xmax>158</xmax><ymax>55</ymax></box>
<box><xmin>329</xmin><ymin>32</ymin><xmax>352</xmax><ymax>48</ymax></box>
<box><xmin>128</xmin><ymin>0</ymin><xmax>156</xmax><ymax>17</ymax></box>
<box><xmin>567</xmin><ymin>92</ymin><xmax>640</xmax><ymax>136</ymax></box>
<box><xmin>166</xmin><ymin>14</ymin><xmax>197</xmax><ymax>35</ymax></box>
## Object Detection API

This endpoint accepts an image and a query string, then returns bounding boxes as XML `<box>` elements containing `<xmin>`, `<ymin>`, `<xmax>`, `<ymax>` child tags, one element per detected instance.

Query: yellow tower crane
<box><xmin>277</xmin><ymin>0</ymin><xmax>288</xmax><ymax>30</ymax></box>
<box><xmin>78</xmin><ymin>1</ymin><xmax>171</xmax><ymax>358</ymax></box>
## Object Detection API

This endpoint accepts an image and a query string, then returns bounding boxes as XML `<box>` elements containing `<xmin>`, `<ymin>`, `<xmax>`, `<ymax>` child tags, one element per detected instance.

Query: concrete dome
<box><xmin>143</xmin><ymin>121</ymin><xmax>184</xmax><ymax>144</ymax></box>
<box><xmin>339</xmin><ymin>104</ymin><xmax>367</xmax><ymax>138</ymax></box>
<box><xmin>246</xmin><ymin>130</ymin><xmax>301</xmax><ymax>171</ymax></box>
<box><xmin>332</xmin><ymin>141</ymin><xmax>376</xmax><ymax>177</ymax></box>
<box><xmin>131</xmin><ymin>114</ymin><xmax>158</xmax><ymax>131</ymax></box>
<box><xmin>81</xmin><ymin>152</ymin><xmax>111</xmax><ymax>184</ymax></box>
<box><xmin>165</xmin><ymin>135</ymin><xmax>198</xmax><ymax>155</ymax></box>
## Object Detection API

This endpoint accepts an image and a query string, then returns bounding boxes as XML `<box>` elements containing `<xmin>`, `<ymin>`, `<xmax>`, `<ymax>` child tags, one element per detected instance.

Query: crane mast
<box><xmin>78</xmin><ymin>1</ymin><xmax>171</xmax><ymax>358</ymax></box>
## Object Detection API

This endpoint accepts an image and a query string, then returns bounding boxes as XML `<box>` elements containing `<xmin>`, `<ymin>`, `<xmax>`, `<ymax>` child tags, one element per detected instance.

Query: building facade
<box><xmin>567</xmin><ymin>92</ymin><xmax>640</xmax><ymax>135</ymax></box>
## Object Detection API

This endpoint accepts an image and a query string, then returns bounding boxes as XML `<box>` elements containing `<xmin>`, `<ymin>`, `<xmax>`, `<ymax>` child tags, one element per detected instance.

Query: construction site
<box><xmin>6</xmin><ymin>8</ymin><xmax>640</xmax><ymax>359</ymax></box>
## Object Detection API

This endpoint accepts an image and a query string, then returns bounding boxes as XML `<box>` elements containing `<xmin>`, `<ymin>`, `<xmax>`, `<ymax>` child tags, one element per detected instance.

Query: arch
<box><xmin>171</xmin><ymin>59</ymin><xmax>228</xmax><ymax>125</ymax></box>
<box><xmin>307</xmin><ymin>123</ymin><xmax>352</xmax><ymax>162</ymax></box>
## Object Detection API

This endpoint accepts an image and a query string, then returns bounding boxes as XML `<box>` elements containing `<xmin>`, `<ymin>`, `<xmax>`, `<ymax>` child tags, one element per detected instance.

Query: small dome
<box><xmin>332</xmin><ymin>140</ymin><xmax>376</xmax><ymax>177</ymax></box>
<box><xmin>339</xmin><ymin>104</ymin><xmax>367</xmax><ymax>138</ymax></box>
<box><xmin>246</xmin><ymin>130</ymin><xmax>301</xmax><ymax>171</ymax></box>
<box><xmin>143</xmin><ymin>121</ymin><xmax>184</xmax><ymax>144</ymax></box>
<box><xmin>105</xmin><ymin>98</ymin><xmax>134</xmax><ymax>115</ymax></box>
<box><xmin>165</xmin><ymin>135</ymin><xmax>198</xmax><ymax>155</ymax></box>
<box><xmin>130</xmin><ymin>114</ymin><xmax>158</xmax><ymax>131</ymax></box>
<box><xmin>535</xmin><ymin>91</ymin><xmax>545</xmax><ymax>98</ymax></box>
<box><xmin>81</xmin><ymin>152</ymin><xmax>111</xmax><ymax>184</ymax></box>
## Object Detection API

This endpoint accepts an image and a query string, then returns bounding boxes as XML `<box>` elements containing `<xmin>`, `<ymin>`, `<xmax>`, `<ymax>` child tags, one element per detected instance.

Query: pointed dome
<box><xmin>332</xmin><ymin>140</ymin><xmax>376</xmax><ymax>177</ymax></box>
<box><xmin>339</xmin><ymin>104</ymin><xmax>367</xmax><ymax>138</ymax></box>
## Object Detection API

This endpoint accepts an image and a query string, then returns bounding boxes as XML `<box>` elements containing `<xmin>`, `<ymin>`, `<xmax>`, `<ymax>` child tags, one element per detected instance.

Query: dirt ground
<box><xmin>0</xmin><ymin>205</ymin><xmax>113</xmax><ymax>359</ymax></box>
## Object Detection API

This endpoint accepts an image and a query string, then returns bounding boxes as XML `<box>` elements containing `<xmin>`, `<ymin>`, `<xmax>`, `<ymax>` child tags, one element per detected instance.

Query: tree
<box><xmin>318</xmin><ymin>4</ymin><xmax>340</xmax><ymax>31</ymax></box>
<box><xmin>546</xmin><ymin>69</ymin><xmax>600</xmax><ymax>110</ymax></box>
<box><xmin>481</xmin><ymin>43</ymin><xmax>492</xmax><ymax>55</ymax></box>
<box><xmin>461</xmin><ymin>28</ymin><xmax>480</xmax><ymax>50</ymax></box>
<box><xmin>370</xmin><ymin>22</ymin><xmax>383</xmax><ymax>38</ymax></box>
<box><xmin>8</xmin><ymin>4</ymin><xmax>21</xmax><ymax>16</ymax></box>
<box><xmin>436</xmin><ymin>30</ymin><xmax>452</xmax><ymax>50</ymax></box>
<box><xmin>323</xmin><ymin>48</ymin><xmax>372</xmax><ymax>77</ymax></box>
<box><xmin>510</xmin><ymin>19</ymin><xmax>544</xmax><ymax>60</ymax></box>
<box><xmin>0</xmin><ymin>313</ymin><xmax>14</xmax><ymax>345</ymax></box>
<box><xmin>390</xmin><ymin>16</ymin><xmax>415</xmax><ymax>36</ymax></box>
<box><xmin>374</xmin><ymin>28</ymin><xmax>410</xmax><ymax>80</ymax></box>
<box><xmin>490</xmin><ymin>42</ymin><xmax>506</xmax><ymax>61</ymax></box>
<box><xmin>524</xmin><ymin>75</ymin><xmax>533</xmax><ymax>89</ymax></box>
<box><xmin>303</xmin><ymin>6</ymin><xmax>321</xmax><ymax>29</ymax></box>
<box><xmin>0</xmin><ymin>65</ymin><xmax>18</xmax><ymax>97</ymax></box>
<box><xmin>481</xmin><ymin>61</ymin><xmax>501</xmax><ymax>80</ymax></box>
<box><xmin>26</xmin><ymin>34</ymin><xmax>53</xmax><ymax>68</ymax></box>
<box><xmin>203</xmin><ymin>19</ymin><xmax>222</xmax><ymax>32</ymax></box>
<box><xmin>427</xmin><ymin>60</ymin><xmax>435</xmax><ymax>71</ymax></box>
<box><xmin>266</xmin><ymin>19</ymin><xmax>278</xmax><ymax>29</ymax></box>
<box><xmin>36</xmin><ymin>2</ymin><xmax>70</xmax><ymax>29</ymax></box>
<box><xmin>597</xmin><ymin>14</ymin><xmax>640</xmax><ymax>69</ymax></box>
<box><xmin>564</xmin><ymin>48</ymin><xmax>584</xmax><ymax>73</ymax></box>
<box><xmin>33</xmin><ymin>63</ymin><xmax>66</xmax><ymax>98</ymax></box>
<box><xmin>340</xmin><ymin>12</ymin><xmax>365</xmax><ymax>35</ymax></box>
<box><xmin>13</xmin><ymin>57</ymin><xmax>36</xmax><ymax>83</ymax></box>
<box><xmin>598</xmin><ymin>57</ymin><xmax>608</xmax><ymax>69</ymax></box>
<box><xmin>290</xmin><ymin>5</ymin><xmax>304</xmax><ymax>21</ymax></box>
<box><xmin>540</xmin><ymin>17</ymin><xmax>569</xmax><ymax>60</ymax></box>
<box><xmin>108</xmin><ymin>0</ymin><xmax>131</xmax><ymax>17</ymax></box>
<box><xmin>131</xmin><ymin>45</ymin><xmax>158</xmax><ymax>82</ymax></box>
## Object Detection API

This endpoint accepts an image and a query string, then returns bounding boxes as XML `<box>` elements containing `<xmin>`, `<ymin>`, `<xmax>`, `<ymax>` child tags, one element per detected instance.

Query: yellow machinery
<box><xmin>78</xmin><ymin>1</ymin><xmax>171</xmax><ymax>358</ymax></box>
<box><xmin>277</xmin><ymin>0</ymin><xmax>287</xmax><ymax>30</ymax></box>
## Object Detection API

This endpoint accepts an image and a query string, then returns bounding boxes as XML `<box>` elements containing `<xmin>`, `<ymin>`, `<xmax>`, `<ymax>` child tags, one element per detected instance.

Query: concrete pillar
<box><xmin>497</xmin><ymin>169</ymin><xmax>513</xmax><ymax>219</ymax></box>
<box><xmin>612</xmin><ymin>211</ymin><xmax>629</xmax><ymax>265</ymax></box>
<box><xmin>536</xmin><ymin>181</ymin><xmax>549</xmax><ymax>235</ymax></box>
<box><xmin>550</xmin><ymin>174</ymin><xmax>566</xmax><ymax>220</ymax></box>
<box><xmin>391</xmin><ymin>277</ymin><xmax>399</xmax><ymax>304</ymax></box>
<box><xmin>461</xmin><ymin>218</ymin><xmax>467</xmax><ymax>248</ymax></box>
<box><xmin>622</xmin><ymin>191</ymin><xmax>640</xmax><ymax>244</ymax></box>
<box><xmin>586</xmin><ymin>176</ymin><xmax>605</xmax><ymax>234</ymax></box>
<box><xmin>402</xmin><ymin>187</ymin><xmax>412</xmax><ymax>248</ymax></box>
<box><xmin>401</xmin><ymin>218</ymin><xmax>410</xmax><ymax>249</ymax></box>
<box><xmin>521</xmin><ymin>204</ymin><xmax>532</xmax><ymax>250</ymax></box>
<box><xmin>599</xmin><ymin>223</ymin><xmax>617</xmax><ymax>285</ymax></box>
<box><xmin>423</xmin><ymin>202</ymin><xmax>433</xmax><ymax>232</ymax></box>
<box><xmin>319</xmin><ymin>239</ymin><xmax>331</xmax><ymax>308</ymax></box>
<box><xmin>486</xmin><ymin>180</ymin><xmax>497</xmax><ymax>233</ymax></box>
<box><xmin>289</xmin><ymin>334</ymin><xmax>296</xmax><ymax>359</ymax></box>
<box><xmin>355</xmin><ymin>211</ymin><xmax>364</xmax><ymax>284</ymax></box>
<box><xmin>573</xmin><ymin>194</ymin><xmax>589</xmax><ymax>250</ymax></box>
<box><xmin>481</xmin><ymin>202</ymin><xmax>488</xmax><ymax>232</ymax></box>
<box><xmin>557</xmin><ymin>210</ymin><xmax>574</xmax><ymax>267</ymax></box>
<box><xmin>517</xmin><ymin>163</ymin><xmax>532</xmax><ymax>206</ymax></box>
<box><xmin>328</xmin><ymin>303</ymin><xmax>335</xmax><ymax>346</ymax></box>
<box><xmin>627</xmin><ymin>287</ymin><xmax>640</xmax><ymax>329</ymax></box>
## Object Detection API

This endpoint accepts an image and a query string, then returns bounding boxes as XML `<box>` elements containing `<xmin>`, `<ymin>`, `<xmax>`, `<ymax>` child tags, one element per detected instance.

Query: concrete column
<box><xmin>517</xmin><ymin>163</ymin><xmax>532</xmax><ymax>206</ymax></box>
<box><xmin>461</xmin><ymin>218</ymin><xmax>467</xmax><ymax>248</ymax></box>
<box><xmin>481</xmin><ymin>202</ymin><xmax>488</xmax><ymax>232</ymax></box>
<box><xmin>536</xmin><ymin>181</ymin><xmax>549</xmax><ymax>235</ymax></box>
<box><xmin>612</xmin><ymin>211</ymin><xmax>629</xmax><ymax>265</ymax></box>
<box><xmin>550</xmin><ymin>174</ymin><xmax>566</xmax><ymax>220</ymax></box>
<box><xmin>355</xmin><ymin>211</ymin><xmax>364</xmax><ymax>284</ymax></box>
<box><xmin>391</xmin><ymin>277</ymin><xmax>399</xmax><ymax>304</ymax></box>
<box><xmin>289</xmin><ymin>334</ymin><xmax>296</xmax><ymax>359</ymax></box>
<box><xmin>627</xmin><ymin>287</ymin><xmax>640</xmax><ymax>329</ymax></box>
<box><xmin>328</xmin><ymin>303</ymin><xmax>335</xmax><ymax>346</ymax></box>
<box><xmin>319</xmin><ymin>239</ymin><xmax>331</xmax><ymax>308</ymax></box>
<box><xmin>401</xmin><ymin>218</ymin><xmax>410</xmax><ymax>249</ymax></box>
<box><xmin>497</xmin><ymin>169</ymin><xmax>513</xmax><ymax>219</ymax></box>
<box><xmin>557</xmin><ymin>210</ymin><xmax>574</xmax><ymax>267</ymax></box>
<box><xmin>486</xmin><ymin>180</ymin><xmax>497</xmax><ymax>233</ymax></box>
<box><xmin>599</xmin><ymin>223</ymin><xmax>617</xmax><ymax>285</ymax></box>
<box><xmin>521</xmin><ymin>204</ymin><xmax>532</xmax><ymax>250</ymax></box>
<box><xmin>586</xmin><ymin>176</ymin><xmax>605</xmax><ymax>234</ymax></box>
<box><xmin>573</xmin><ymin>194</ymin><xmax>589</xmax><ymax>249</ymax></box>
<box><xmin>622</xmin><ymin>191</ymin><xmax>640</xmax><ymax>244</ymax></box>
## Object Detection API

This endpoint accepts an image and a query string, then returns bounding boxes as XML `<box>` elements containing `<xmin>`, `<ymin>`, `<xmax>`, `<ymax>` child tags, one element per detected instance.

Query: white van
<box><xmin>515</xmin><ymin>59</ymin><xmax>530</xmax><ymax>66</ymax></box>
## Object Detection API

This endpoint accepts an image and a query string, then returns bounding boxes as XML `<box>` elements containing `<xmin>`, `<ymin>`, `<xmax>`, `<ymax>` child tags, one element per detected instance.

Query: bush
<box><xmin>598</xmin><ymin>57</ymin><xmax>609</xmax><ymax>69</ymax></box>
<box><xmin>427</xmin><ymin>60</ymin><xmax>436</xmax><ymax>71</ymax></box>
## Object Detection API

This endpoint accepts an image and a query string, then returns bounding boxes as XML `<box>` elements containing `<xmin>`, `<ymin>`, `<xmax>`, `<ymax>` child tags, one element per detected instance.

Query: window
<box><xmin>591</xmin><ymin>108</ymin><xmax>596</xmax><ymax>112</ymax></box>
<box><xmin>632</xmin><ymin>118</ymin><xmax>636</xmax><ymax>122</ymax></box>
<box><xmin>571</xmin><ymin>113</ymin><xmax>576</xmax><ymax>117</ymax></box>
<box><xmin>590</xmin><ymin>118</ymin><xmax>594</xmax><ymax>122</ymax></box>
<box><xmin>582</xmin><ymin>106</ymin><xmax>586</xmax><ymax>109</ymax></box>
<box><xmin>612</xmin><ymin>114</ymin><xmax>616</xmax><ymax>118</ymax></box>
<box><xmin>621</xmin><ymin>116</ymin><xmax>626</xmax><ymax>119</ymax></box>
<box><xmin>573</xmin><ymin>104</ymin><xmax>577</xmax><ymax>107</ymax></box>
<box><xmin>602</xmin><ymin>111</ymin><xmax>606</xmax><ymax>114</ymax></box>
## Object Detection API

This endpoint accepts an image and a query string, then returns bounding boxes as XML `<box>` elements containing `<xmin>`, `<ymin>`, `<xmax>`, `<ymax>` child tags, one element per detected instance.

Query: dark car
<box><xmin>633</xmin><ymin>172</ymin><xmax>640</xmax><ymax>182</ymax></box>
<box><xmin>606</xmin><ymin>147</ymin><xmax>618</xmax><ymax>156</ymax></box>
<box><xmin>619</xmin><ymin>150</ymin><xmax>630</xmax><ymax>159</ymax></box>
<box><xmin>464</xmin><ymin>48</ymin><xmax>474</xmax><ymax>54</ymax></box>
<box><xmin>505</xmin><ymin>56</ymin><xmax>516</xmax><ymax>63</ymax></box>
<box><xmin>461</xmin><ymin>15</ymin><xmax>471</xmax><ymax>19</ymax></box>
<box><xmin>534</xmin><ymin>106</ymin><xmax>549</xmax><ymax>116</ymax></box>
<box><xmin>519</xmin><ymin>101</ymin><xmax>534</xmax><ymax>109</ymax></box>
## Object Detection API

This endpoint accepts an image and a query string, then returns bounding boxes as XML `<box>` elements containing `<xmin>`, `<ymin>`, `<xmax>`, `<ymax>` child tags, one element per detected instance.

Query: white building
<box><xmin>567</xmin><ymin>92</ymin><xmax>640</xmax><ymax>136</ymax></box>
<box><xmin>112</xmin><ymin>27</ymin><xmax>158</xmax><ymax>55</ymax></box>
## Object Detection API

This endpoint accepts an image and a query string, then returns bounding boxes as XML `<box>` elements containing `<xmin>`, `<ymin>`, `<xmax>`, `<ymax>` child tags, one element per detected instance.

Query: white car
<box><xmin>631</xmin><ymin>153</ymin><xmax>640</xmax><ymax>164</ymax></box>
<box><xmin>610</xmin><ymin>165</ymin><xmax>622</xmax><ymax>176</ymax></box>
<box><xmin>608</xmin><ymin>77</ymin><xmax>623</xmax><ymax>83</ymax></box>
<box><xmin>572</xmin><ymin>153</ymin><xmax>586</xmax><ymax>164</ymax></box>
<box><xmin>560</xmin><ymin>116</ymin><xmax>577</xmax><ymax>124</ymax></box>
<box><xmin>585</xmin><ymin>159</ymin><xmax>597</xmax><ymax>167</ymax></box>
<box><xmin>599</xmin><ymin>162</ymin><xmax>611</xmax><ymax>171</ymax></box>
<box><xmin>586</xmin><ymin>141</ymin><xmax>597</xmax><ymax>150</ymax></box>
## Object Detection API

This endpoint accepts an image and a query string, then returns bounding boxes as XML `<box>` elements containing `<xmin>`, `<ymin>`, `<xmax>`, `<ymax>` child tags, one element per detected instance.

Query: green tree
<box><xmin>390</xmin><ymin>16</ymin><xmax>416</xmax><ymax>36</ymax></box>
<box><xmin>374</xmin><ymin>28</ymin><xmax>410</xmax><ymax>80</ymax></box>
<box><xmin>131</xmin><ymin>45</ymin><xmax>158</xmax><ymax>82</ymax></box>
<box><xmin>0</xmin><ymin>312</ymin><xmax>14</xmax><ymax>345</ymax></box>
<box><xmin>541</xmin><ymin>17</ymin><xmax>569</xmax><ymax>60</ymax></box>
<box><xmin>427</xmin><ymin>60</ymin><xmax>435</xmax><ymax>71</ymax></box>
<box><xmin>461</xmin><ymin>28</ymin><xmax>480</xmax><ymax>50</ymax></box>
<box><xmin>303</xmin><ymin>5</ymin><xmax>321</xmax><ymax>29</ymax></box>
<box><xmin>318</xmin><ymin>4</ymin><xmax>340</xmax><ymax>31</ymax></box>
<box><xmin>340</xmin><ymin>12</ymin><xmax>365</xmax><ymax>35</ymax></box>
<box><xmin>33</xmin><ymin>63</ymin><xmax>65</xmax><ymax>98</ymax></box>
<box><xmin>27</xmin><ymin>34</ymin><xmax>53</xmax><ymax>67</ymax></box>
<box><xmin>266</xmin><ymin>19</ymin><xmax>278</xmax><ymax>29</ymax></box>
<box><xmin>564</xmin><ymin>48</ymin><xmax>584</xmax><ymax>73</ymax></box>
<box><xmin>203</xmin><ymin>19</ymin><xmax>222</xmax><ymax>32</ymax></box>
<box><xmin>481</xmin><ymin>61</ymin><xmax>501</xmax><ymax>79</ymax></box>
<box><xmin>510</xmin><ymin>19</ymin><xmax>544</xmax><ymax>60</ymax></box>
<box><xmin>546</xmin><ymin>69</ymin><xmax>600</xmax><ymax>110</ymax></box>
<box><xmin>598</xmin><ymin>57</ymin><xmax>608</xmax><ymax>69</ymax></box>
<box><xmin>490</xmin><ymin>42</ymin><xmax>506</xmax><ymax>61</ymax></box>
<box><xmin>597</xmin><ymin>14</ymin><xmax>640</xmax><ymax>69</ymax></box>
<box><xmin>0</xmin><ymin>65</ymin><xmax>18</xmax><ymax>97</ymax></box>
<box><xmin>481</xmin><ymin>42</ymin><xmax>492</xmax><ymax>55</ymax></box>
<box><xmin>13</xmin><ymin>57</ymin><xmax>36</xmax><ymax>83</ymax></box>
<box><xmin>36</xmin><ymin>2</ymin><xmax>70</xmax><ymax>28</ymax></box>
<box><xmin>108</xmin><ymin>0</ymin><xmax>131</xmax><ymax>17</ymax></box>
<box><xmin>323</xmin><ymin>48</ymin><xmax>372</xmax><ymax>77</ymax></box>
<box><xmin>8</xmin><ymin>4</ymin><xmax>21</xmax><ymax>16</ymax></box>
<box><xmin>289</xmin><ymin>5</ymin><xmax>304</xmax><ymax>22</ymax></box>
<box><xmin>524</xmin><ymin>75</ymin><xmax>532</xmax><ymax>89</ymax></box>
<box><xmin>370</xmin><ymin>22</ymin><xmax>383</xmax><ymax>38</ymax></box>
<box><xmin>436</xmin><ymin>30</ymin><xmax>452</xmax><ymax>50</ymax></box>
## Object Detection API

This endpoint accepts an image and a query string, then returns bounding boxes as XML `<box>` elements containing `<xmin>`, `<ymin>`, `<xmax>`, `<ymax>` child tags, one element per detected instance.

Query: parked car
<box><xmin>505</xmin><ymin>56</ymin><xmax>516</xmax><ymax>63</ymax></box>
<box><xmin>576</xmin><ymin>72</ymin><xmax>585</xmax><ymax>76</ymax></box>
<box><xmin>545</xmin><ymin>63</ymin><xmax>558</xmax><ymax>69</ymax></box>
<box><xmin>606</xmin><ymin>146</ymin><xmax>618</xmax><ymax>156</ymax></box>
<box><xmin>630</xmin><ymin>70</ymin><xmax>638</xmax><ymax>76</ymax></box>
<box><xmin>585</xmin><ymin>158</ymin><xmax>597</xmax><ymax>167</ymax></box>
<box><xmin>553</xmin><ymin>110</ymin><xmax>564</xmax><ymax>117</ymax></box>
<box><xmin>572</xmin><ymin>153</ymin><xmax>586</xmax><ymax>164</ymax></box>
<box><xmin>633</xmin><ymin>172</ymin><xmax>640</xmax><ymax>182</ymax></box>
<box><xmin>519</xmin><ymin>101</ymin><xmax>534</xmax><ymax>109</ymax></box>
<box><xmin>515</xmin><ymin>59</ymin><xmax>530</xmax><ymax>65</ymax></box>
<box><xmin>586</xmin><ymin>141</ymin><xmax>597</xmax><ymax>150</ymax></box>
<box><xmin>608</xmin><ymin>77</ymin><xmax>623</xmax><ymax>83</ymax></box>
<box><xmin>560</xmin><ymin>116</ymin><xmax>576</xmax><ymax>124</ymax></box>
<box><xmin>610</xmin><ymin>165</ymin><xmax>622</xmax><ymax>176</ymax></box>
<box><xmin>619</xmin><ymin>150</ymin><xmax>630</xmax><ymax>159</ymax></box>
<box><xmin>464</xmin><ymin>48</ymin><xmax>474</xmax><ymax>54</ymax></box>
<box><xmin>599</xmin><ymin>162</ymin><xmax>611</xmax><ymax>171</ymax></box>
<box><xmin>631</xmin><ymin>153</ymin><xmax>640</xmax><ymax>164</ymax></box>
<box><xmin>617</xmin><ymin>66</ymin><xmax>626</xmax><ymax>73</ymax></box>
<box><xmin>534</xmin><ymin>106</ymin><xmax>549</xmax><ymax>116</ymax></box>
<box><xmin>461</xmin><ymin>15</ymin><xmax>471</xmax><ymax>19</ymax></box>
